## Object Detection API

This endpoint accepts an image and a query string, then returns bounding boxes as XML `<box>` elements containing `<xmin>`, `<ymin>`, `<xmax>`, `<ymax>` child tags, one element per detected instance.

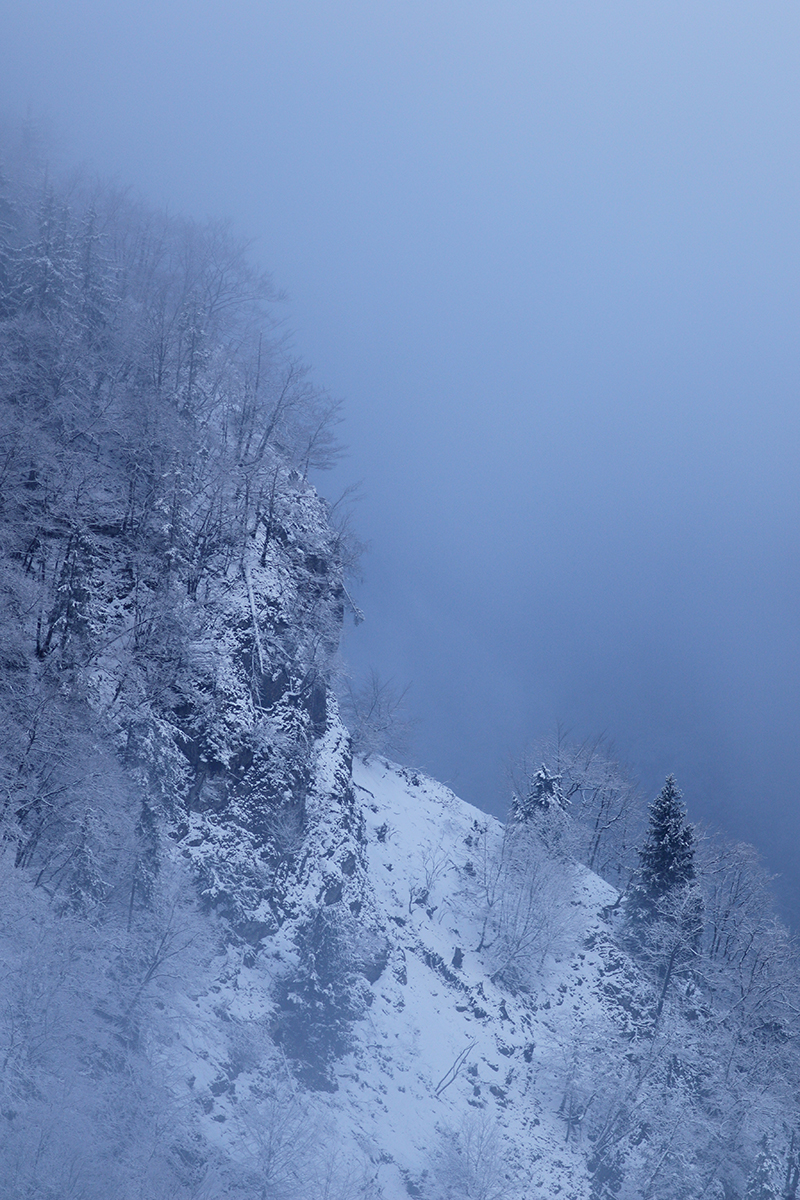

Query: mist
<box><xmin>3</xmin><ymin>0</ymin><xmax>800</xmax><ymax>916</ymax></box>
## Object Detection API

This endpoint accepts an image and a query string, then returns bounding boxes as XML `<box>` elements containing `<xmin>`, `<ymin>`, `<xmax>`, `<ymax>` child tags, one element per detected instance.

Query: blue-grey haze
<box><xmin>3</xmin><ymin>1</ymin><xmax>799</xmax><ymax>915</ymax></box>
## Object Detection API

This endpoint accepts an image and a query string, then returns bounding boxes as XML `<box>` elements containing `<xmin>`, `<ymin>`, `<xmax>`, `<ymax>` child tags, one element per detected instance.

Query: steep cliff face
<box><xmin>0</xmin><ymin>139</ymin><xmax>386</xmax><ymax>1184</ymax></box>
<box><xmin>0</xmin><ymin>138</ymin><xmax>365</xmax><ymax>936</ymax></box>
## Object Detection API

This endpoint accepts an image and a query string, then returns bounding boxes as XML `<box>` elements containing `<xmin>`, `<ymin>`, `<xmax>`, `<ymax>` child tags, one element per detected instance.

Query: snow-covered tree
<box><xmin>512</xmin><ymin>732</ymin><xmax>642</xmax><ymax>884</ymax></box>
<box><xmin>340</xmin><ymin>668</ymin><xmax>414</xmax><ymax>759</ymax></box>
<box><xmin>511</xmin><ymin>762</ymin><xmax>568</xmax><ymax>820</ymax></box>
<box><xmin>744</xmin><ymin>1142</ymin><xmax>779</xmax><ymax>1200</ymax></box>
<box><xmin>627</xmin><ymin>775</ymin><xmax>697</xmax><ymax>925</ymax></box>
<box><xmin>623</xmin><ymin>776</ymin><xmax>703</xmax><ymax>1027</ymax></box>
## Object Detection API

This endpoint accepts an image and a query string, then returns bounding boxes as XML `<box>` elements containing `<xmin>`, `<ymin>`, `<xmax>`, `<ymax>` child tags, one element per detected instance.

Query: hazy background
<box><xmin>3</xmin><ymin>1</ymin><xmax>800</xmax><ymax>916</ymax></box>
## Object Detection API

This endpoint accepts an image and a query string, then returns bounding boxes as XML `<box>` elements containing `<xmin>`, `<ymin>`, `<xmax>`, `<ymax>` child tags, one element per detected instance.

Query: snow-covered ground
<box><xmin>170</xmin><ymin>756</ymin><xmax>621</xmax><ymax>1198</ymax></box>
<box><xmin>333</xmin><ymin>758</ymin><xmax>617</xmax><ymax>1199</ymax></box>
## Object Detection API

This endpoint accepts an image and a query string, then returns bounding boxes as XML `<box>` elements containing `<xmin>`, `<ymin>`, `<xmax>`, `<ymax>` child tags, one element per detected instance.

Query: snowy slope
<box><xmin>334</xmin><ymin>758</ymin><xmax>618</xmax><ymax>1200</ymax></box>
<box><xmin>165</xmin><ymin>755</ymin><xmax>623</xmax><ymax>1198</ymax></box>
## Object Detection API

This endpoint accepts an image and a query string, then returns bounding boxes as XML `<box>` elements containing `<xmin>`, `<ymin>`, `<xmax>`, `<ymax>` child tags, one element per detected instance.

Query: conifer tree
<box><xmin>627</xmin><ymin>775</ymin><xmax>697</xmax><ymax>925</ymax></box>
<box><xmin>640</xmin><ymin>776</ymin><xmax>694</xmax><ymax>894</ymax></box>
<box><xmin>625</xmin><ymin>776</ymin><xmax>704</xmax><ymax>1019</ymax></box>
<box><xmin>511</xmin><ymin>763</ymin><xmax>569</xmax><ymax>822</ymax></box>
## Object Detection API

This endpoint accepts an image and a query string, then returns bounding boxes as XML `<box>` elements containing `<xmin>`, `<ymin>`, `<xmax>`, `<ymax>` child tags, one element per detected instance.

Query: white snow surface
<box><xmin>166</xmin><ymin>755</ymin><xmax>620</xmax><ymax>1199</ymax></box>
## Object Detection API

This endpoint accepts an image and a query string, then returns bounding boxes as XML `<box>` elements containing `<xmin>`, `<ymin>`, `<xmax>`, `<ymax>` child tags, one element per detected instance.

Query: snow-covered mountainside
<box><xmin>337</xmin><ymin>759</ymin><xmax>615</xmax><ymax>1200</ymax></box>
<box><xmin>129</xmin><ymin>750</ymin><xmax>796</xmax><ymax>1200</ymax></box>
<box><xmin>1</xmin><ymin>129</ymin><xmax>799</xmax><ymax>1200</ymax></box>
<box><xmin>162</xmin><ymin>754</ymin><xmax>618</xmax><ymax>1199</ymax></box>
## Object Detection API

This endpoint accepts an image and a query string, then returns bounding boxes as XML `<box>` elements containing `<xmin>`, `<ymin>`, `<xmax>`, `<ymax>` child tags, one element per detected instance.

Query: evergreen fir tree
<box><xmin>627</xmin><ymin>775</ymin><xmax>696</xmax><ymax>923</ymax></box>
<box><xmin>511</xmin><ymin>763</ymin><xmax>569</xmax><ymax>821</ymax></box>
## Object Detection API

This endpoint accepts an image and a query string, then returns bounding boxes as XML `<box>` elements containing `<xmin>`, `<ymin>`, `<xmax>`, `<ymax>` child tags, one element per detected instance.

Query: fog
<box><xmin>3</xmin><ymin>1</ymin><xmax>800</xmax><ymax>916</ymax></box>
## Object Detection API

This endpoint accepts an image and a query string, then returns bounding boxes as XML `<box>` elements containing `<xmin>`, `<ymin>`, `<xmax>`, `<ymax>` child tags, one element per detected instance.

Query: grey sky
<box><xmin>3</xmin><ymin>1</ymin><xmax>800</xmax><ymax>914</ymax></box>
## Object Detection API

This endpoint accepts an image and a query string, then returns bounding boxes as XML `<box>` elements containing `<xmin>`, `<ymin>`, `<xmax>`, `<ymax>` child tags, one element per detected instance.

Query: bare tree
<box><xmin>339</xmin><ymin>668</ymin><xmax>415</xmax><ymax>759</ymax></box>
<box><xmin>466</xmin><ymin>816</ymin><xmax>579</xmax><ymax>986</ymax></box>
<box><xmin>430</xmin><ymin>1111</ymin><xmax>513</xmax><ymax>1200</ymax></box>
